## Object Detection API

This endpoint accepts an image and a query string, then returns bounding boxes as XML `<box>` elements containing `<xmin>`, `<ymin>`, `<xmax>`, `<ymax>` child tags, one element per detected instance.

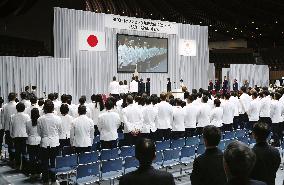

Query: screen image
<box><xmin>117</xmin><ymin>34</ymin><xmax>168</xmax><ymax>73</ymax></box>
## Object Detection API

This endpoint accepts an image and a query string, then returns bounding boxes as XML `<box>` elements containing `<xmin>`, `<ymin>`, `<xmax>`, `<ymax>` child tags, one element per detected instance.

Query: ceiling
<box><xmin>86</xmin><ymin>0</ymin><xmax>284</xmax><ymax>45</ymax></box>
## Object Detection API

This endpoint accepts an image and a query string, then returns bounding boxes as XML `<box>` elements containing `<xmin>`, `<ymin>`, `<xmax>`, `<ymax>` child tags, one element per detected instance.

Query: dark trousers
<box><xmin>141</xmin><ymin>131</ymin><xmax>156</xmax><ymax>140</ymax></box>
<box><xmin>110</xmin><ymin>94</ymin><xmax>120</xmax><ymax>100</ymax></box>
<box><xmin>4</xmin><ymin>131</ymin><xmax>14</xmax><ymax>161</ymax></box>
<box><xmin>0</xmin><ymin>129</ymin><xmax>4</xmax><ymax>153</ymax></box>
<box><xmin>271</xmin><ymin>123</ymin><xmax>280</xmax><ymax>147</ymax></box>
<box><xmin>171</xmin><ymin>131</ymin><xmax>185</xmax><ymax>140</ymax></box>
<box><xmin>279</xmin><ymin>122</ymin><xmax>284</xmax><ymax>142</ymax></box>
<box><xmin>94</xmin><ymin>125</ymin><xmax>100</xmax><ymax>136</ymax></box>
<box><xmin>124</xmin><ymin>133</ymin><xmax>141</xmax><ymax>146</ymax></box>
<box><xmin>196</xmin><ymin>127</ymin><xmax>204</xmax><ymax>136</ymax></box>
<box><xmin>259</xmin><ymin>117</ymin><xmax>272</xmax><ymax>129</ymax></box>
<box><xmin>222</xmin><ymin>124</ymin><xmax>233</xmax><ymax>132</ymax></box>
<box><xmin>27</xmin><ymin>145</ymin><xmax>39</xmax><ymax>174</ymax></box>
<box><xmin>40</xmin><ymin>146</ymin><xmax>59</xmax><ymax>182</ymax></box>
<box><xmin>185</xmin><ymin>128</ymin><xmax>196</xmax><ymax>137</ymax></box>
<box><xmin>75</xmin><ymin>147</ymin><xmax>91</xmax><ymax>154</ymax></box>
<box><xmin>233</xmin><ymin>116</ymin><xmax>240</xmax><ymax>130</ymax></box>
<box><xmin>247</xmin><ymin>121</ymin><xmax>257</xmax><ymax>132</ymax></box>
<box><xmin>156</xmin><ymin>129</ymin><xmax>171</xmax><ymax>140</ymax></box>
<box><xmin>101</xmin><ymin>140</ymin><xmax>117</xmax><ymax>149</ymax></box>
<box><xmin>239</xmin><ymin>114</ymin><xmax>249</xmax><ymax>129</ymax></box>
<box><xmin>59</xmin><ymin>138</ymin><xmax>70</xmax><ymax>148</ymax></box>
<box><xmin>14</xmin><ymin>137</ymin><xmax>27</xmax><ymax>166</ymax></box>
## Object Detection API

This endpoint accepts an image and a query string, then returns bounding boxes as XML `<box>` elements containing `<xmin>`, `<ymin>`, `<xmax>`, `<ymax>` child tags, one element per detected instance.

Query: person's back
<box><xmin>98</xmin><ymin>110</ymin><xmax>120</xmax><ymax>141</ymax></box>
<box><xmin>190</xmin><ymin>125</ymin><xmax>226</xmax><ymax>185</ymax></box>
<box><xmin>119</xmin><ymin>138</ymin><xmax>175</xmax><ymax>185</ymax></box>
<box><xmin>250</xmin><ymin>122</ymin><xmax>281</xmax><ymax>185</ymax></box>
<box><xmin>197</xmin><ymin>102</ymin><xmax>211</xmax><ymax>127</ymax></box>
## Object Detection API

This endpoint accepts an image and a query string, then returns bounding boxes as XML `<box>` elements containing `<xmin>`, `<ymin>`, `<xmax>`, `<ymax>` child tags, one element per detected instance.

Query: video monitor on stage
<box><xmin>117</xmin><ymin>34</ymin><xmax>168</xmax><ymax>73</ymax></box>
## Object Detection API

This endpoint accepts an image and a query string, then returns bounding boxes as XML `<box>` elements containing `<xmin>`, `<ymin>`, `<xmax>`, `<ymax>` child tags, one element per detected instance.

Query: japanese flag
<box><xmin>78</xmin><ymin>30</ymin><xmax>106</xmax><ymax>51</ymax></box>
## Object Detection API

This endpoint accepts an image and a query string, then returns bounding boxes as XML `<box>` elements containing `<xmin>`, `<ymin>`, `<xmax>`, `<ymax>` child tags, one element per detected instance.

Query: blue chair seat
<box><xmin>163</xmin><ymin>159</ymin><xmax>179</xmax><ymax>167</ymax></box>
<box><xmin>70</xmin><ymin>175</ymin><xmax>100</xmax><ymax>185</ymax></box>
<box><xmin>101</xmin><ymin>171</ymin><xmax>123</xmax><ymax>180</ymax></box>
<box><xmin>50</xmin><ymin>166</ymin><xmax>74</xmax><ymax>174</ymax></box>
<box><xmin>124</xmin><ymin>167</ymin><xmax>137</xmax><ymax>174</ymax></box>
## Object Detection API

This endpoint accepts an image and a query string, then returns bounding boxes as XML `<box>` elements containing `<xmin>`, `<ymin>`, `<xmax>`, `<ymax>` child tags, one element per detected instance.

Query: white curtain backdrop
<box><xmin>54</xmin><ymin>8</ymin><xmax>211</xmax><ymax>102</ymax></box>
<box><xmin>0</xmin><ymin>56</ymin><xmax>72</xmax><ymax>102</ymax></box>
<box><xmin>229</xmin><ymin>64</ymin><xmax>269</xmax><ymax>88</ymax></box>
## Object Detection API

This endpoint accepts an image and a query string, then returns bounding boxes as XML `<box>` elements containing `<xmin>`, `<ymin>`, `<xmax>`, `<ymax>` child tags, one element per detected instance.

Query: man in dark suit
<box><xmin>190</xmin><ymin>125</ymin><xmax>226</xmax><ymax>185</ymax></box>
<box><xmin>215</xmin><ymin>79</ymin><xmax>221</xmax><ymax>91</ymax></box>
<box><xmin>233</xmin><ymin>79</ymin><xmax>238</xmax><ymax>91</ymax></box>
<box><xmin>119</xmin><ymin>138</ymin><xmax>175</xmax><ymax>185</ymax></box>
<box><xmin>146</xmin><ymin>78</ymin><xmax>150</xmax><ymax>95</ymax></box>
<box><xmin>138</xmin><ymin>78</ymin><xmax>145</xmax><ymax>96</ymax></box>
<box><xmin>208</xmin><ymin>80</ymin><xmax>214</xmax><ymax>91</ymax></box>
<box><xmin>250</xmin><ymin>122</ymin><xmax>281</xmax><ymax>185</ymax></box>
<box><xmin>167</xmin><ymin>78</ymin><xmax>171</xmax><ymax>92</ymax></box>
<box><xmin>224</xmin><ymin>141</ymin><xmax>266</xmax><ymax>185</ymax></box>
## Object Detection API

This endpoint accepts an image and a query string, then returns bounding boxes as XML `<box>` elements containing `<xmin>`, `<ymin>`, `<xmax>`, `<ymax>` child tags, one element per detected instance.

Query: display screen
<box><xmin>117</xmin><ymin>34</ymin><xmax>168</xmax><ymax>73</ymax></box>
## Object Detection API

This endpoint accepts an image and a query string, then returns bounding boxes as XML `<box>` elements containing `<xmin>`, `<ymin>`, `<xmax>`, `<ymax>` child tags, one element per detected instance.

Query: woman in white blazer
<box><xmin>210</xmin><ymin>99</ymin><xmax>223</xmax><ymax>129</ymax></box>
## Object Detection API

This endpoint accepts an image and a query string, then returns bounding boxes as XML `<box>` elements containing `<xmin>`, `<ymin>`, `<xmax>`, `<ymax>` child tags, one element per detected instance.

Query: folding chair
<box><xmin>93</xmin><ymin>136</ymin><xmax>100</xmax><ymax>144</ymax></box>
<box><xmin>199</xmin><ymin>137</ymin><xmax>204</xmax><ymax>145</ymax></box>
<box><xmin>62</xmin><ymin>146</ymin><xmax>75</xmax><ymax>156</ymax></box>
<box><xmin>156</xmin><ymin>140</ymin><xmax>170</xmax><ymax>151</ymax></box>
<box><xmin>120</xmin><ymin>146</ymin><xmax>135</xmax><ymax>158</ymax></box>
<box><xmin>153</xmin><ymin>151</ymin><xmax>163</xmax><ymax>169</ymax></box>
<box><xmin>185</xmin><ymin>136</ymin><xmax>199</xmax><ymax>147</ymax></box>
<box><xmin>235</xmin><ymin>129</ymin><xmax>246</xmax><ymax>138</ymax></box>
<box><xmin>100</xmin><ymin>148</ymin><xmax>119</xmax><ymax>161</ymax></box>
<box><xmin>162</xmin><ymin>148</ymin><xmax>180</xmax><ymax>171</ymax></box>
<box><xmin>78</xmin><ymin>151</ymin><xmax>99</xmax><ymax>164</ymax></box>
<box><xmin>196</xmin><ymin>145</ymin><xmax>205</xmax><ymax>156</ymax></box>
<box><xmin>50</xmin><ymin>154</ymin><xmax>78</xmax><ymax>183</ymax></box>
<box><xmin>224</xmin><ymin>131</ymin><xmax>235</xmax><ymax>140</ymax></box>
<box><xmin>101</xmin><ymin>158</ymin><xmax>123</xmax><ymax>185</ymax></box>
<box><xmin>171</xmin><ymin>138</ymin><xmax>185</xmax><ymax>149</ymax></box>
<box><xmin>91</xmin><ymin>142</ymin><xmax>100</xmax><ymax>151</ymax></box>
<box><xmin>224</xmin><ymin>140</ymin><xmax>233</xmax><ymax>148</ymax></box>
<box><xmin>71</xmin><ymin>162</ymin><xmax>100</xmax><ymax>184</ymax></box>
<box><xmin>124</xmin><ymin>156</ymin><xmax>139</xmax><ymax>174</ymax></box>
<box><xmin>118</xmin><ymin>133</ymin><xmax>124</xmax><ymax>141</ymax></box>
<box><xmin>180</xmin><ymin>146</ymin><xmax>196</xmax><ymax>174</ymax></box>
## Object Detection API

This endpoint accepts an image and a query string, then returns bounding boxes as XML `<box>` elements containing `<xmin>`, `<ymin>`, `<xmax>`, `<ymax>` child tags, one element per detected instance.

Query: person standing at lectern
<box><xmin>208</xmin><ymin>80</ymin><xmax>214</xmax><ymax>91</ymax></box>
<box><xmin>233</xmin><ymin>79</ymin><xmax>238</xmax><ymax>91</ymax></box>
<box><xmin>215</xmin><ymin>79</ymin><xmax>221</xmax><ymax>92</ymax></box>
<box><xmin>167</xmin><ymin>78</ymin><xmax>172</xmax><ymax>92</ymax></box>
<box><xmin>138</xmin><ymin>78</ymin><xmax>145</xmax><ymax>96</ymax></box>
<box><xmin>223</xmin><ymin>76</ymin><xmax>229</xmax><ymax>93</ymax></box>
<box><xmin>146</xmin><ymin>78</ymin><xmax>150</xmax><ymax>96</ymax></box>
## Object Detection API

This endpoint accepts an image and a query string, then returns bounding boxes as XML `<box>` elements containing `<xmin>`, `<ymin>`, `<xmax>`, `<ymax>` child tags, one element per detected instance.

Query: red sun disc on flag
<box><xmin>87</xmin><ymin>35</ymin><xmax>98</xmax><ymax>47</ymax></box>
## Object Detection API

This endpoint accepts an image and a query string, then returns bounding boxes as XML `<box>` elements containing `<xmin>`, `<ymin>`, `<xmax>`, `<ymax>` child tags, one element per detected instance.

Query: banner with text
<box><xmin>105</xmin><ymin>15</ymin><xmax>178</xmax><ymax>35</ymax></box>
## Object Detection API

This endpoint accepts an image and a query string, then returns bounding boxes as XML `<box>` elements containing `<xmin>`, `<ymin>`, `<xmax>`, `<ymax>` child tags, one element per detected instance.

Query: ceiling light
<box><xmin>234</xmin><ymin>27</ymin><xmax>237</xmax><ymax>30</ymax></box>
<box><xmin>256</xmin><ymin>27</ymin><xmax>259</xmax><ymax>30</ymax></box>
<box><xmin>260</xmin><ymin>33</ymin><xmax>262</xmax><ymax>36</ymax></box>
<box><xmin>209</xmin><ymin>24</ymin><xmax>212</xmax><ymax>26</ymax></box>
<box><xmin>226</xmin><ymin>30</ymin><xmax>229</xmax><ymax>33</ymax></box>
<box><xmin>200</xmin><ymin>21</ymin><xmax>202</xmax><ymax>24</ymax></box>
<box><xmin>275</xmin><ymin>21</ymin><xmax>278</xmax><ymax>23</ymax></box>
<box><xmin>251</xmin><ymin>21</ymin><xmax>254</xmax><ymax>24</ymax></box>
<box><xmin>150</xmin><ymin>13</ymin><xmax>153</xmax><ymax>16</ymax></box>
<box><xmin>162</xmin><ymin>17</ymin><xmax>165</xmax><ymax>20</ymax></box>
<box><xmin>215</xmin><ymin>29</ymin><xmax>217</xmax><ymax>32</ymax></box>
<box><xmin>122</xmin><ymin>11</ymin><xmax>124</xmax><ymax>14</ymax></box>
<box><xmin>240</xmin><ymin>30</ymin><xmax>243</xmax><ymax>32</ymax></box>
<box><xmin>107</xmin><ymin>9</ymin><xmax>110</xmax><ymax>12</ymax></box>
<box><xmin>231</xmin><ymin>37</ymin><xmax>234</xmax><ymax>40</ymax></box>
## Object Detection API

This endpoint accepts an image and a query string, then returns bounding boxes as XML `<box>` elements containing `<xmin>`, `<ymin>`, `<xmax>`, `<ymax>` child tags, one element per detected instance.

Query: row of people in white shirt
<box><xmin>109</xmin><ymin>77</ymin><xmax>140</xmax><ymax>95</ymax></box>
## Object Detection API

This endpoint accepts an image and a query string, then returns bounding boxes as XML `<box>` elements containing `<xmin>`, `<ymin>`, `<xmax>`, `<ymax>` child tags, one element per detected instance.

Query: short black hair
<box><xmin>187</xmin><ymin>95</ymin><xmax>194</xmax><ymax>103</ymax></box>
<box><xmin>44</xmin><ymin>100</ymin><xmax>54</xmax><ymax>113</ymax></box>
<box><xmin>160</xmin><ymin>93</ymin><xmax>167</xmax><ymax>101</ymax></box>
<box><xmin>214</xmin><ymin>99</ymin><xmax>221</xmax><ymax>107</ymax></box>
<box><xmin>145</xmin><ymin>96</ymin><xmax>152</xmax><ymax>105</ymax></box>
<box><xmin>203</xmin><ymin>125</ymin><xmax>221</xmax><ymax>147</ymax></box>
<box><xmin>25</xmin><ymin>86</ymin><xmax>30</xmax><ymax>91</ymax></box>
<box><xmin>119</xmin><ymin>81</ymin><xmax>123</xmax><ymax>85</ymax></box>
<box><xmin>224</xmin><ymin>141</ymin><xmax>256</xmax><ymax>179</ymax></box>
<box><xmin>202</xmin><ymin>96</ymin><xmax>208</xmax><ymax>103</ymax></box>
<box><xmin>38</xmin><ymin>98</ymin><xmax>44</xmax><ymax>106</ymax></box>
<box><xmin>54</xmin><ymin>93</ymin><xmax>59</xmax><ymax>99</ymax></box>
<box><xmin>275</xmin><ymin>92</ymin><xmax>281</xmax><ymax>100</ymax></box>
<box><xmin>105</xmin><ymin>100</ymin><xmax>113</xmax><ymax>110</ymax></box>
<box><xmin>126</xmin><ymin>95</ymin><xmax>133</xmax><ymax>104</ymax></box>
<box><xmin>124</xmin><ymin>80</ymin><xmax>127</xmax><ymax>85</ymax></box>
<box><xmin>113</xmin><ymin>76</ymin><xmax>116</xmax><ymax>81</ymax></box>
<box><xmin>20</xmin><ymin>92</ymin><xmax>27</xmax><ymax>100</ymax></box>
<box><xmin>79</xmin><ymin>97</ymin><xmax>86</xmax><ymax>105</ymax></box>
<box><xmin>253</xmin><ymin>122</ymin><xmax>270</xmax><ymax>141</ymax></box>
<box><xmin>61</xmin><ymin>94</ymin><xmax>68</xmax><ymax>103</ymax></box>
<box><xmin>8</xmin><ymin>93</ymin><xmax>17</xmax><ymax>102</ymax></box>
<box><xmin>30</xmin><ymin>96</ymin><xmax>37</xmax><ymax>104</ymax></box>
<box><xmin>135</xmin><ymin>138</ymin><xmax>156</xmax><ymax>166</ymax></box>
<box><xmin>16</xmin><ymin>102</ymin><xmax>25</xmax><ymax>112</ymax></box>
<box><xmin>176</xmin><ymin>98</ymin><xmax>182</xmax><ymax>106</ymax></box>
<box><xmin>60</xmin><ymin>104</ymin><xmax>69</xmax><ymax>115</ymax></box>
<box><xmin>78</xmin><ymin>105</ymin><xmax>87</xmax><ymax>115</ymax></box>
<box><xmin>48</xmin><ymin>93</ymin><xmax>55</xmax><ymax>101</ymax></box>
<box><xmin>251</xmin><ymin>92</ymin><xmax>258</xmax><ymax>99</ymax></box>
<box><xmin>31</xmin><ymin>108</ymin><xmax>40</xmax><ymax>126</ymax></box>
<box><xmin>224</xmin><ymin>93</ymin><xmax>231</xmax><ymax>100</ymax></box>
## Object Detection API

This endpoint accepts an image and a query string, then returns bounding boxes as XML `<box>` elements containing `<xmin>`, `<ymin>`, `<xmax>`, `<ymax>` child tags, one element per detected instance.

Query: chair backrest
<box><xmin>186</xmin><ymin>136</ymin><xmax>199</xmax><ymax>146</ymax></box>
<box><xmin>100</xmin><ymin>148</ymin><xmax>119</xmax><ymax>161</ymax></box>
<box><xmin>196</xmin><ymin>145</ymin><xmax>205</xmax><ymax>155</ymax></box>
<box><xmin>93</xmin><ymin>136</ymin><xmax>100</xmax><ymax>144</ymax></box>
<box><xmin>156</xmin><ymin>140</ymin><xmax>170</xmax><ymax>151</ymax></box>
<box><xmin>101</xmin><ymin>158</ymin><xmax>123</xmax><ymax>174</ymax></box>
<box><xmin>78</xmin><ymin>151</ymin><xmax>99</xmax><ymax>164</ymax></box>
<box><xmin>118</xmin><ymin>133</ymin><xmax>124</xmax><ymax>140</ymax></box>
<box><xmin>62</xmin><ymin>146</ymin><xmax>75</xmax><ymax>156</ymax></box>
<box><xmin>225</xmin><ymin>140</ymin><xmax>233</xmax><ymax>148</ymax></box>
<box><xmin>163</xmin><ymin>148</ymin><xmax>180</xmax><ymax>161</ymax></box>
<box><xmin>76</xmin><ymin>162</ymin><xmax>100</xmax><ymax>180</ymax></box>
<box><xmin>235</xmin><ymin>130</ymin><xmax>246</xmax><ymax>138</ymax></box>
<box><xmin>120</xmin><ymin>146</ymin><xmax>135</xmax><ymax>158</ymax></box>
<box><xmin>218</xmin><ymin>140</ymin><xmax>226</xmax><ymax>151</ymax></box>
<box><xmin>56</xmin><ymin>154</ymin><xmax>78</xmax><ymax>169</ymax></box>
<box><xmin>124</xmin><ymin>156</ymin><xmax>139</xmax><ymax>169</ymax></box>
<box><xmin>224</xmin><ymin>131</ymin><xmax>235</xmax><ymax>140</ymax></box>
<box><xmin>180</xmin><ymin>146</ymin><xmax>195</xmax><ymax>158</ymax></box>
<box><xmin>199</xmin><ymin>137</ymin><xmax>204</xmax><ymax>145</ymax></box>
<box><xmin>153</xmin><ymin>151</ymin><xmax>163</xmax><ymax>164</ymax></box>
<box><xmin>171</xmin><ymin>138</ymin><xmax>185</xmax><ymax>149</ymax></box>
